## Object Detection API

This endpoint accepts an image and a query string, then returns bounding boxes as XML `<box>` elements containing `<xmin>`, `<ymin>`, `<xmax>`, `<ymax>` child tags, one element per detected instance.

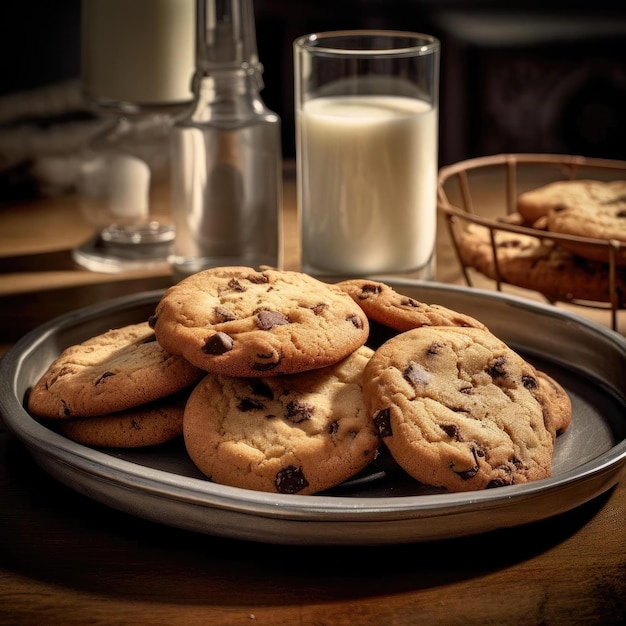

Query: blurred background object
<box><xmin>70</xmin><ymin>0</ymin><xmax>195</xmax><ymax>272</ymax></box>
<box><xmin>1</xmin><ymin>0</ymin><xmax>626</xmax><ymax>202</ymax></box>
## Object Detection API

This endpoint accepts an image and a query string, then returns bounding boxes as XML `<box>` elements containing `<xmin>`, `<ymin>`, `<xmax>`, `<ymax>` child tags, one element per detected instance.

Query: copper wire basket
<box><xmin>437</xmin><ymin>153</ymin><xmax>626</xmax><ymax>331</ymax></box>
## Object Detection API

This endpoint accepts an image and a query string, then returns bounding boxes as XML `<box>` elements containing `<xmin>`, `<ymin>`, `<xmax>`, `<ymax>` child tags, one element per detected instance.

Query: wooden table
<box><xmin>1</xmin><ymin>164</ymin><xmax>625</xmax><ymax>625</ymax></box>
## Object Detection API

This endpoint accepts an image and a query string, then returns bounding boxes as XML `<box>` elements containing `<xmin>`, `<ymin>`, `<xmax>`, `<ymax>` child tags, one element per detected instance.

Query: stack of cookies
<box><xmin>27</xmin><ymin>267</ymin><xmax>572</xmax><ymax>495</ymax></box>
<box><xmin>456</xmin><ymin>179</ymin><xmax>626</xmax><ymax>305</ymax></box>
<box><xmin>26</xmin><ymin>322</ymin><xmax>205</xmax><ymax>448</ymax></box>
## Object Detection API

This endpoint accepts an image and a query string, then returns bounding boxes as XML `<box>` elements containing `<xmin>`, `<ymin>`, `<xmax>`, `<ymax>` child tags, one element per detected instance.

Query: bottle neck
<box><xmin>193</xmin><ymin>65</ymin><xmax>263</xmax><ymax>99</ymax></box>
<box><xmin>188</xmin><ymin>0</ymin><xmax>272</xmax><ymax>122</ymax></box>
<box><xmin>190</xmin><ymin>69</ymin><xmax>267</xmax><ymax>122</ymax></box>
<box><xmin>195</xmin><ymin>0</ymin><xmax>262</xmax><ymax>78</ymax></box>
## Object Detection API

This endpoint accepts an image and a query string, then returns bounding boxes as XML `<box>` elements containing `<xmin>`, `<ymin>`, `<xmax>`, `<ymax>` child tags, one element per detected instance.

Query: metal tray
<box><xmin>1</xmin><ymin>282</ymin><xmax>625</xmax><ymax>545</ymax></box>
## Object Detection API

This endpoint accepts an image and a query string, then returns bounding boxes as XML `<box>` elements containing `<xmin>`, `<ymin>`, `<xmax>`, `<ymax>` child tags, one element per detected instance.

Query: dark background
<box><xmin>1</xmin><ymin>0</ymin><xmax>626</xmax><ymax>167</ymax></box>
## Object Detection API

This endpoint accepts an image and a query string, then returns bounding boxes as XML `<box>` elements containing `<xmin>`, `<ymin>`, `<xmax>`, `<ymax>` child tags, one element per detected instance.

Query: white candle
<box><xmin>298</xmin><ymin>95</ymin><xmax>438</xmax><ymax>275</ymax></box>
<box><xmin>81</xmin><ymin>0</ymin><xmax>195</xmax><ymax>105</ymax></box>
<box><xmin>108</xmin><ymin>154</ymin><xmax>150</xmax><ymax>219</ymax></box>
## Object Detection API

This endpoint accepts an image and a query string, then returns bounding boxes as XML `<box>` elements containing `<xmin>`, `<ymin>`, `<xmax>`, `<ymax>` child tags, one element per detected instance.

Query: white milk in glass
<box><xmin>298</xmin><ymin>95</ymin><xmax>438</xmax><ymax>276</ymax></box>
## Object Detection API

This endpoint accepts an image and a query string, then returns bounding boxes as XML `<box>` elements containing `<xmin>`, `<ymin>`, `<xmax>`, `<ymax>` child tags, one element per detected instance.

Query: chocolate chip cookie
<box><xmin>55</xmin><ymin>392</ymin><xmax>187</xmax><ymax>448</ymax></box>
<box><xmin>27</xmin><ymin>322</ymin><xmax>204</xmax><ymax>419</ymax></box>
<box><xmin>363</xmin><ymin>326</ymin><xmax>556</xmax><ymax>492</ymax></box>
<box><xmin>183</xmin><ymin>346</ymin><xmax>380</xmax><ymax>494</ymax></box>
<box><xmin>518</xmin><ymin>179</ymin><xmax>626</xmax><ymax>265</ymax></box>
<box><xmin>337</xmin><ymin>278</ymin><xmax>487</xmax><ymax>331</ymax></box>
<box><xmin>151</xmin><ymin>267</ymin><xmax>369</xmax><ymax>377</ymax></box>
<box><xmin>518</xmin><ymin>179</ymin><xmax>626</xmax><ymax>224</ymax></box>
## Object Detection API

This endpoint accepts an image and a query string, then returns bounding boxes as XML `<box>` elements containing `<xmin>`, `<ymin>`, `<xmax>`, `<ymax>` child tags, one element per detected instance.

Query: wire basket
<box><xmin>437</xmin><ymin>153</ymin><xmax>626</xmax><ymax>331</ymax></box>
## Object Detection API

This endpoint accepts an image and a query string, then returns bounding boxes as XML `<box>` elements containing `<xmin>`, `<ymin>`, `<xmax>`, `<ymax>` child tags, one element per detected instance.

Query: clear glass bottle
<box><xmin>170</xmin><ymin>0</ymin><xmax>283</xmax><ymax>280</ymax></box>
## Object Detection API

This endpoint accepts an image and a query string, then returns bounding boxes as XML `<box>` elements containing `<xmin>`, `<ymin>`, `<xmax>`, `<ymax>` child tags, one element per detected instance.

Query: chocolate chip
<box><xmin>486</xmin><ymin>477</ymin><xmax>512</xmax><ymax>488</ymax></box>
<box><xmin>252</xmin><ymin>356</ymin><xmax>281</xmax><ymax>371</ymax></box>
<box><xmin>203</xmin><ymin>332</ymin><xmax>234</xmax><ymax>354</ymax></box>
<box><xmin>275</xmin><ymin>465</ymin><xmax>309</xmax><ymax>494</ymax></box>
<box><xmin>257</xmin><ymin>310</ymin><xmax>289</xmax><ymax>330</ymax></box>
<box><xmin>359</xmin><ymin>283</ymin><xmax>382</xmax><ymax>299</ymax></box>
<box><xmin>403</xmin><ymin>361</ymin><xmax>430</xmax><ymax>387</ymax></box>
<box><xmin>246</xmin><ymin>272</ymin><xmax>269</xmax><ymax>284</ymax></box>
<box><xmin>487</xmin><ymin>356</ymin><xmax>507</xmax><ymax>378</ymax></box>
<box><xmin>328</xmin><ymin>421</ymin><xmax>339</xmax><ymax>435</ymax></box>
<box><xmin>148</xmin><ymin>315</ymin><xmax>158</xmax><ymax>328</ymax></box>
<box><xmin>285</xmin><ymin>400</ymin><xmax>314</xmax><ymax>423</ymax></box>
<box><xmin>228</xmin><ymin>278</ymin><xmax>246</xmax><ymax>291</ymax></box>
<box><xmin>95</xmin><ymin>371</ymin><xmax>115</xmax><ymax>386</ymax></box>
<box><xmin>456</xmin><ymin>466</ymin><xmax>479</xmax><ymax>480</ymax></box>
<box><xmin>426</xmin><ymin>342</ymin><xmax>444</xmax><ymax>356</ymax></box>
<box><xmin>310</xmin><ymin>303</ymin><xmax>328</xmax><ymax>315</ymax></box>
<box><xmin>400</xmin><ymin>297</ymin><xmax>420</xmax><ymax>309</ymax></box>
<box><xmin>522</xmin><ymin>375</ymin><xmax>538</xmax><ymax>389</ymax></box>
<box><xmin>454</xmin><ymin>446</ymin><xmax>481</xmax><ymax>480</ymax></box>
<box><xmin>238</xmin><ymin>398</ymin><xmax>266</xmax><ymax>412</ymax></box>
<box><xmin>48</xmin><ymin>365</ymin><xmax>76</xmax><ymax>388</ymax></box>
<box><xmin>440</xmin><ymin>423</ymin><xmax>462</xmax><ymax>441</ymax></box>
<box><xmin>214</xmin><ymin>306</ymin><xmax>236</xmax><ymax>322</ymax></box>
<box><xmin>618</xmin><ymin>209</ymin><xmax>626</xmax><ymax>218</ymax></box>
<box><xmin>373</xmin><ymin>408</ymin><xmax>393</xmax><ymax>437</ymax></box>
<box><xmin>248</xmin><ymin>379</ymin><xmax>274</xmax><ymax>400</ymax></box>
<box><xmin>347</xmin><ymin>314</ymin><xmax>364</xmax><ymax>329</ymax></box>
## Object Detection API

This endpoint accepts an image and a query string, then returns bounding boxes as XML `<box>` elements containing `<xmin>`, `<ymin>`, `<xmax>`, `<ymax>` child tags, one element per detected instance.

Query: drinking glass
<box><xmin>294</xmin><ymin>30</ymin><xmax>440</xmax><ymax>279</ymax></box>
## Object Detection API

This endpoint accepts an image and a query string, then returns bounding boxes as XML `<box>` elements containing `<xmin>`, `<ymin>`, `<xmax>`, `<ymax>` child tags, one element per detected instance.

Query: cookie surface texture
<box><xmin>27</xmin><ymin>322</ymin><xmax>204</xmax><ymax>419</ymax></box>
<box><xmin>183</xmin><ymin>346</ymin><xmax>380</xmax><ymax>494</ymax></box>
<box><xmin>363</xmin><ymin>326</ymin><xmax>555</xmax><ymax>492</ymax></box>
<box><xmin>151</xmin><ymin>267</ymin><xmax>369</xmax><ymax>377</ymax></box>
<box><xmin>337</xmin><ymin>278</ymin><xmax>487</xmax><ymax>331</ymax></box>
<box><xmin>55</xmin><ymin>393</ymin><xmax>187</xmax><ymax>448</ymax></box>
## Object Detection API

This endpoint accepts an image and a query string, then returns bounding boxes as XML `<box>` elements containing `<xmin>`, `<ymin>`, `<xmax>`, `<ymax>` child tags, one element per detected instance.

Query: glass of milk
<box><xmin>294</xmin><ymin>31</ymin><xmax>440</xmax><ymax>279</ymax></box>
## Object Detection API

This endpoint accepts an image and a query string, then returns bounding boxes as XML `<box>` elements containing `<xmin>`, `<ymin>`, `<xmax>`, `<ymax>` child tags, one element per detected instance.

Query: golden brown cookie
<box><xmin>456</xmin><ymin>223</ymin><xmax>626</xmax><ymax>305</ymax></box>
<box><xmin>55</xmin><ymin>393</ymin><xmax>187</xmax><ymax>448</ymax></box>
<box><xmin>518</xmin><ymin>179</ymin><xmax>626</xmax><ymax>265</ymax></box>
<box><xmin>337</xmin><ymin>278</ymin><xmax>487</xmax><ymax>331</ymax></box>
<box><xmin>151</xmin><ymin>267</ymin><xmax>369</xmax><ymax>377</ymax></box>
<box><xmin>27</xmin><ymin>322</ymin><xmax>204</xmax><ymax>419</ymax></box>
<box><xmin>363</xmin><ymin>326</ymin><xmax>556</xmax><ymax>492</ymax></box>
<box><xmin>517</xmin><ymin>179</ymin><xmax>626</xmax><ymax>224</ymax></box>
<box><xmin>183</xmin><ymin>346</ymin><xmax>380</xmax><ymax>494</ymax></box>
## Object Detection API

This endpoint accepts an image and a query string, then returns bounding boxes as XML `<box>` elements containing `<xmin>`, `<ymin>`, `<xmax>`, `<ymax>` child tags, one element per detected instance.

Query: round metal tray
<box><xmin>1</xmin><ymin>282</ymin><xmax>625</xmax><ymax>545</ymax></box>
